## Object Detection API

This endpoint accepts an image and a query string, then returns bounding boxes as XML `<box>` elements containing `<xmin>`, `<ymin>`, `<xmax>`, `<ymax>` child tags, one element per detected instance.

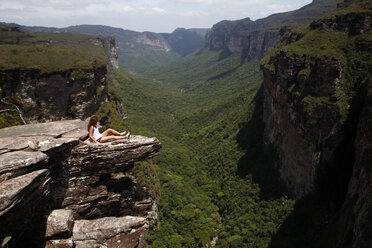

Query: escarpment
<box><xmin>0</xmin><ymin>26</ymin><xmax>118</xmax><ymax>126</ymax></box>
<box><xmin>0</xmin><ymin>120</ymin><xmax>161</xmax><ymax>247</ymax></box>
<box><xmin>206</xmin><ymin>0</ymin><xmax>339</xmax><ymax>61</ymax></box>
<box><xmin>261</xmin><ymin>0</ymin><xmax>372</xmax><ymax>246</ymax></box>
<box><xmin>206</xmin><ymin>18</ymin><xmax>280</xmax><ymax>60</ymax></box>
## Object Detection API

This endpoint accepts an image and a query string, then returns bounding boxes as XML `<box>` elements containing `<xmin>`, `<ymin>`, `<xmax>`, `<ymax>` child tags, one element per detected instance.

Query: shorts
<box><xmin>96</xmin><ymin>137</ymin><xmax>102</xmax><ymax>142</ymax></box>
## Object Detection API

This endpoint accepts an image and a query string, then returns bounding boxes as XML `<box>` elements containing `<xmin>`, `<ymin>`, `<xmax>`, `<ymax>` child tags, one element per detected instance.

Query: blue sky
<box><xmin>0</xmin><ymin>0</ymin><xmax>313</xmax><ymax>33</ymax></box>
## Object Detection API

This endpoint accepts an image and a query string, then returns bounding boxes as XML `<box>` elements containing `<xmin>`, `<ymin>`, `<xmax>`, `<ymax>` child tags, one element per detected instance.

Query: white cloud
<box><xmin>122</xmin><ymin>5</ymin><xmax>136</xmax><ymax>12</ymax></box>
<box><xmin>151</xmin><ymin>7</ymin><xmax>167</xmax><ymax>14</ymax></box>
<box><xmin>179</xmin><ymin>10</ymin><xmax>208</xmax><ymax>17</ymax></box>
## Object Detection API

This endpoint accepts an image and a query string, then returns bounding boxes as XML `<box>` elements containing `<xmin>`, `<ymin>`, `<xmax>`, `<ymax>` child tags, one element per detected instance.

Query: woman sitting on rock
<box><xmin>88</xmin><ymin>115</ymin><xmax>130</xmax><ymax>144</ymax></box>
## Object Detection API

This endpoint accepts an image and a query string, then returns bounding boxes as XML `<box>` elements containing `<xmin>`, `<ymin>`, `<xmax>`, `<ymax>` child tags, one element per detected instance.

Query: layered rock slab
<box><xmin>64</xmin><ymin>135</ymin><xmax>161</xmax><ymax>219</ymax></box>
<box><xmin>73</xmin><ymin>216</ymin><xmax>146</xmax><ymax>248</ymax></box>
<box><xmin>0</xmin><ymin>120</ymin><xmax>161</xmax><ymax>247</ymax></box>
<box><xmin>0</xmin><ymin>169</ymin><xmax>50</xmax><ymax>241</ymax></box>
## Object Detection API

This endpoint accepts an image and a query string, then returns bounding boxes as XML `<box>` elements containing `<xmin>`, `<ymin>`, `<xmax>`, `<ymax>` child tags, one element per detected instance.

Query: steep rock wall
<box><xmin>262</xmin><ymin>53</ymin><xmax>344</xmax><ymax>198</ymax></box>
<box><xmin>261</xmin><ymin>1</ymin><xmax>372</xmax><ymax>247</ymax></box>
<box><xmin>0</xmin><ymin>66</ymin><xmax>108</xmax><ymax>121</ymax></box>
<box><xmin>205</xmin><ymin>0</ymin><xmax>339</xmax><ymax>61</ymax></box>
<box><xmin>206</xmin><ymin>19</ymin><xmax>279</xmax><ymax>60</ymax></box>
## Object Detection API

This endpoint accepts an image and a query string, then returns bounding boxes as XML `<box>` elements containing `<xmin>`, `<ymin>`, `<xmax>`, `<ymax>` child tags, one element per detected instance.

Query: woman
<box><xmin>88</xmin><ymin>115</ymin><xmax>130</xmax><ymax>144</ymax></box>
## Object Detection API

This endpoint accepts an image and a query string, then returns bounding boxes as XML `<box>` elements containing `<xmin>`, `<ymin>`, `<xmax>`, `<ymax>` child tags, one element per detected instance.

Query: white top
<box><xmin>92</xmin><ymin>127</ymin><xmax>103</xmax><ymax>140</ymax></box>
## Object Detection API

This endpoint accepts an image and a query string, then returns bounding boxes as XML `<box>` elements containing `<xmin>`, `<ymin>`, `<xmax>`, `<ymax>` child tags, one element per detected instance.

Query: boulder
<box><xmin>45</xmin><ymin>209</ymin><xmax>74</xmax><ymax>238</ymax></box>
<box><xmin>45</xmin><ymin>238</ymin><xmax>74</xmax><ymax>248</ymax></box>
<box><xmin>73</xmin><ymin>216</ymin><xmax>146</xmax><ymax>248</ymax></box>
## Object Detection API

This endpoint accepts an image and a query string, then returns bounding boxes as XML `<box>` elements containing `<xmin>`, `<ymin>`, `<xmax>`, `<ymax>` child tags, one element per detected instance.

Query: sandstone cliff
<box><xmin>0</xmin><ymin>120</ymin><xmax>161</xmax><ymax>247</ymax></box>
<box><xmin>206</xmin><ymin>0</ymin><xmax>339</xmax><ymax>61</ymax></box>
<box><xmin>0</xmin><ymin>26</ymin><xmax>118</xmax><ymax>126</ymax></box>
<box><xmin>261</xmin><ymin>0</ymin><xmax>372</xmax><ymax>246</ymax></box>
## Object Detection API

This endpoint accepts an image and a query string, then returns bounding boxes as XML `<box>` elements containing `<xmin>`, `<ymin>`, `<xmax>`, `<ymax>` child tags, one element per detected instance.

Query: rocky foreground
<box><xmin>0</xmin><ymin>119</ymin><xmax>161</xmax><ymax>247</ymax></box>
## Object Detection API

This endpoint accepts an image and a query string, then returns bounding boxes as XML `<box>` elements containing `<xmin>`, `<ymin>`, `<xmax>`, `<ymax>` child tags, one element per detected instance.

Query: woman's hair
<box><xmin>88</xmin><ymin>115</ymin><xmax>98</xmax><ymax>131</ymax></box>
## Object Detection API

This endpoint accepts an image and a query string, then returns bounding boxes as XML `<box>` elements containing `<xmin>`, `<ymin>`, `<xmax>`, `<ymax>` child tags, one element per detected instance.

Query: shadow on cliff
<box><xmin>236</xmin><ymin>85</ymin><xmax>287</xmax><ymax>200</ymax></box>
<box><xmin>15</xmin><ymin>148</ymin><xmax>72</xmax><ymax>248</ymax></box>
<box><xmin>267</xmin><ymin>80</ymin><xmax>364</xmax><ymax>248</ymax></box>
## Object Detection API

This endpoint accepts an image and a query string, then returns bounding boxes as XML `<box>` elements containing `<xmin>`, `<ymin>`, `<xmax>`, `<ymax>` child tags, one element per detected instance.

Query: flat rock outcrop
<box><xmin>0</xmin><ymin>119</ymin><xmax>161</xmax><ymax>247</ymax></box>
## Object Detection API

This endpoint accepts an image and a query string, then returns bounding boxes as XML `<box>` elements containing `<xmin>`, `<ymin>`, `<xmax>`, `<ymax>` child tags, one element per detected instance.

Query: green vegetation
<box><xmin>119</xmin><ymin>50</ymin><xmax>180</xmax><ymax>76</ymax></box>
<box><xmin>0</xmin><ymin>26</ymin><xmax>107</xmax><ymax>73</ymax></box>
<box><xmin>0</xmin><ymin>25</ymin><xmax>110</xmax><ymax>128</ymax></box>
<box><xmin>2</xmin><ymin>0</ymin><xmax>369</xmax><ymax>247</ymax></box>
<box><xmin>302</xmin><ymin>95</ymin><xmax>333</xmax><ymax>118</ymax></box>
<box><xmin>24</xmin><ymin>24</ymin><xmax>206</xmax><ymax>76</ymax></box>
<box><xmin>106</xmin><ymin>44</ymin><xmax>295</xmax><ymax>247</ymax></box>
<box><xmin>262</xmin><ymin>0</ymin><xmax>372</xmax><ymax>124</ymax></box>
<box><xmin>1</xmin><ymin>236</ymin><xmax>11</xmax><ymax>248</ymax></box>
<box><xmin>101</xmin><ymin>2</ymin><xmax>372</xmax><ymax>246</ymax></box>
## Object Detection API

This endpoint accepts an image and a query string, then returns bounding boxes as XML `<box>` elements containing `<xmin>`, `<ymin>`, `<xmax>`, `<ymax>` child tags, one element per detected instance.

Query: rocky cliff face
<box><xmin>0</xmin><ymin>27</ymin><xmax>119</xmax><ymax>125</ymax></box>
<box><xmin>0</xmin><ymin>66</ymin><xmax>108</xmax><ymax>122</ymax></box>
<box><xmin>261</xmin><ymin>0</ymin><xmax>372</xmax><ymax>246</ymax></box>
<box><xmin>206</xmin><ymin>0</ymin><xmax>339</xmax><ymax>60</ymax></box>
<box><xmin>0</xmin><ymin>120</ymin><xmax>161</xmax><ymax>247</ymax></box>
<box><xmin>261</xmin><ymin>51</ymin><xmax>347</xmax><ymax>198</ymax></box>
<box><xmin>206</xmin><ymin>18</ymin><xmax>279</xmax><ymax>60</ymax></box>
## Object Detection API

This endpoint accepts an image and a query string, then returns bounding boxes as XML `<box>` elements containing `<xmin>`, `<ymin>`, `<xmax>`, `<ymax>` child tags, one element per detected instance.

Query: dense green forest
<box><xmin>101</xmin><ymin>47</ymin><xmax>295</xmax><ymax>247</ymax></box>
<box><xmin>102</xmin><ymin>1</ymin><xmax>372</xmax><ymax>245</ymax></box>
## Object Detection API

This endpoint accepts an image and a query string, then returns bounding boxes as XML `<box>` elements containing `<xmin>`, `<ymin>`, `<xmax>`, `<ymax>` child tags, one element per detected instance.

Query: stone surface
<box><xmin>0</xmin><ymin>119</ymin><xmax>88</xmax><ymax>139</ymax></box>
<box><xmin>0</xmin><ymin>64</ymin><xmax>108</xmax><ymax>122</ymax></box>
<box><xmin>0</xmin><ymin>169</ymin><xmax>50</xmax><ymax>245</ymax></box>
<box><xmin>45</xmin><ymin>238</ymin><xmax>74</xmax><ymax>248</ymax></box>
<box><xmin>0</xmin><ymin>150</ymin><xmax>49</xmax><ymax>182</ymax></box>
<box><xmin>45</xmin><ymin>209</ymin><xmax>74</xmax><ymax>238</ymax></box>
<box><xmin>73</xmin><ymin>216</ymin><xmax>146</xmax><ymax>247</ymax></box>
<box><xmin>0</xmin><ymin>169</ymin><xmax>50</xmax><ymax>216</ymax></box>
<box><xmin>262</xmin><ymin>51</ymin><xmax>344</xmax><ymax>198</ymax></box>
<box><xmin>76</xmin><ymin>135</ymin><xmax>161</xmax><ymax>173</ymax></box>
<box><xmin>330</xmin><ymin>88</ymin><xmax>372</xmax><ymax>248</ymax></box>
<box><xmin>64</xmin><ymin>135</ymin><xmax>161</xmax><ymax>219</ymax></box>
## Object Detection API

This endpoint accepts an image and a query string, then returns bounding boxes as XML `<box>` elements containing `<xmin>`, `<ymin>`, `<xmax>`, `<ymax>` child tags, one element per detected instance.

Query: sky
<box><xmin>0</xmin><ymin>0</ymin><xmax>313</xmax><ymax>33</ymax></box>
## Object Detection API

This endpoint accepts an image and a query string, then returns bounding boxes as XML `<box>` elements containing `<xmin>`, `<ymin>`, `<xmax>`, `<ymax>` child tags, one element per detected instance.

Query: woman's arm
<box><xmin>89</xmin><ymin>125</ymin><xmax>100</xmax><ymax>144</ymax></box>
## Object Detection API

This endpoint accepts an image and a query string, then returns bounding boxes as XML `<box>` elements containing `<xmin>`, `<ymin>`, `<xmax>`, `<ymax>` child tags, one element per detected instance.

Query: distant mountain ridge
<box><xmin>19</xmin><ymin>24</ymin><xmax>209</xmax><ymax>75</ymax></box>
<box><xmin>206</xmin><ymin>0</ymin><xmax>340</xmax><ymax>60</ymax></box>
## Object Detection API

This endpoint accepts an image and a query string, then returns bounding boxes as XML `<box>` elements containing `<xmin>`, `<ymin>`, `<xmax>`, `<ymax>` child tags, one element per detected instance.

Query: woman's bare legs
<box><xmin>102</xmin><ymin>128</ymin><xmax>120</xmax><ymax>136</ymax></box>
<box><xmin>99</xmin><ymin>135</ymin><xmax>126</xmax><ymax>143</ymax></box>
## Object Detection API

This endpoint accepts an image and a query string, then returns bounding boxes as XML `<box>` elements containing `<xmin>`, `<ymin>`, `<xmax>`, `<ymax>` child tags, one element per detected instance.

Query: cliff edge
<box><xmin>0</xmin><ymin>120</ymin><xmax>161</xmax><ymax>247</ymax></box>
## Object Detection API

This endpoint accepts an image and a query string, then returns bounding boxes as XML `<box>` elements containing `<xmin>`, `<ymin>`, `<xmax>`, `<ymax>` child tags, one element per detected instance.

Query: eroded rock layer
<box><xmin>0</xmin><ymin>120</ymin><xmax>161</xmax><ymax>247</ymax></box>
